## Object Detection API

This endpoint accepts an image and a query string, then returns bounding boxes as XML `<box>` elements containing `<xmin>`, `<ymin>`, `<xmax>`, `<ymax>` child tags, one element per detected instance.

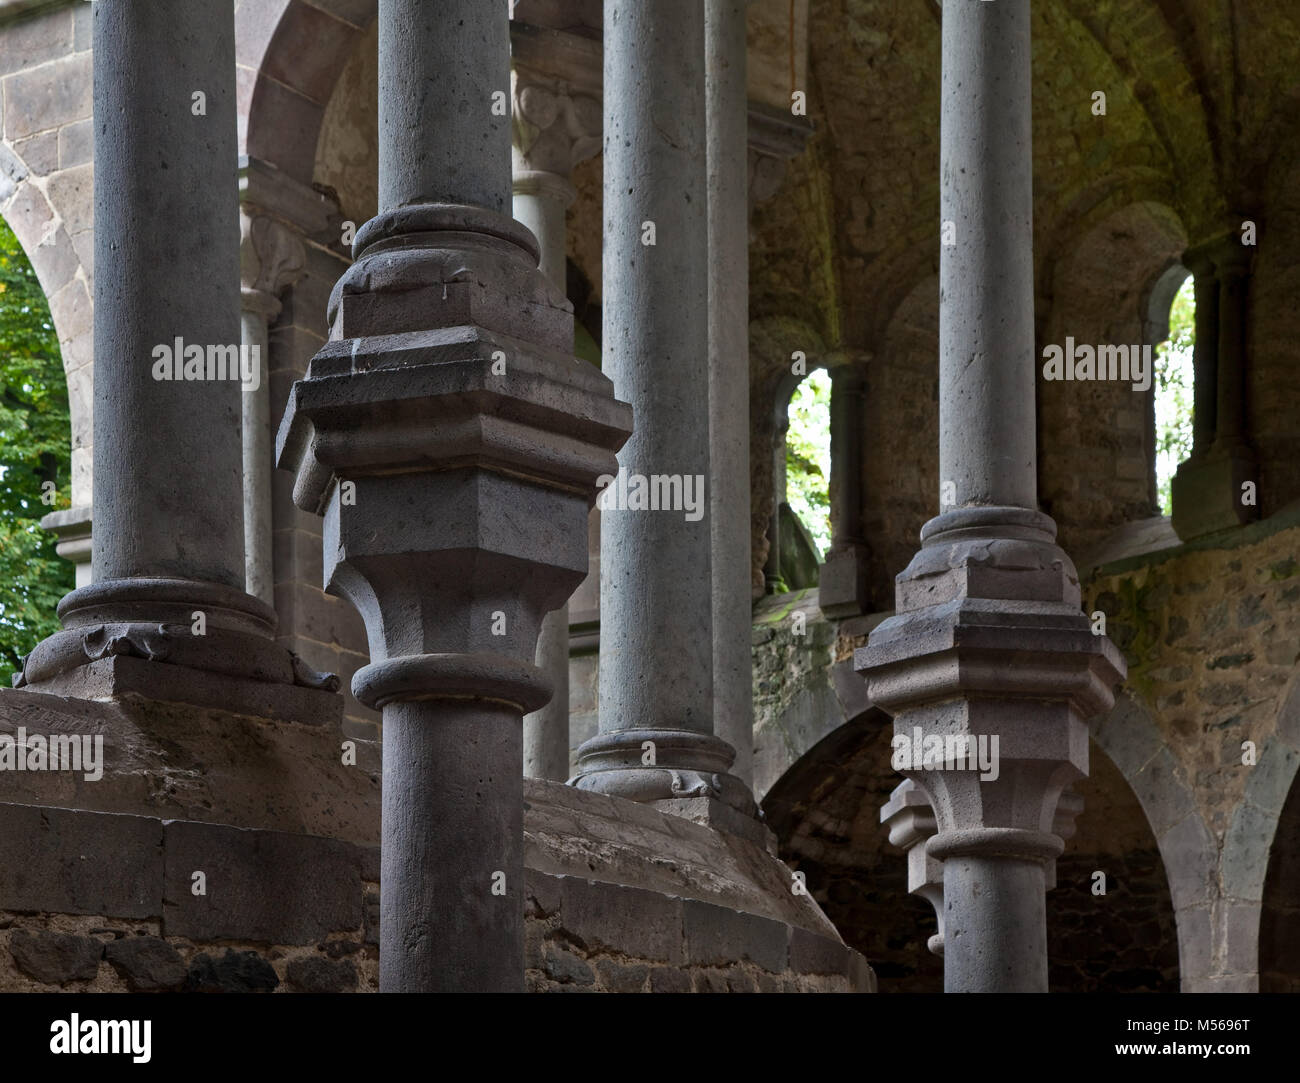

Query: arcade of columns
<box><xmin>14</xmin><ymin>0</ymin><xmax>1124</xmax><ymax>992</ymax></box>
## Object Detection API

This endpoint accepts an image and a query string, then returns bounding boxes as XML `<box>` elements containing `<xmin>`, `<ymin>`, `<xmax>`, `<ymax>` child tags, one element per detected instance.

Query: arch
<box><xmin>237</xmin><ymin>0</ymin><xmax>374</xmax><ymax>185</ymax></box>
<box><xmin>1090</xmin><ymin>690</ymin><xmax>1220</xmax><ymax>990</ymax></box>
<box><xmin>0</xmin><ymin>147</ymin><xmax>91</xmax><ymax>508</ymax></box>
<box><xmin>1250</xmin><ymin>670</ymin><xmax>1300</xmax><ymax>990</ymax></box>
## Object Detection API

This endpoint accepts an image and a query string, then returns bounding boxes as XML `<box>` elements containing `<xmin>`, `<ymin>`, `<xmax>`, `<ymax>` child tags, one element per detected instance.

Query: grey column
<box><xmin>278</xmin><ymin>0</ymin><xmax>629</xmax><ymax>992</ymax></box>
<box><xmin>512</xmin><ymin>67</ymin><xmax>603</xmax><ymax>783</ymax></box>
<box><xmin>515</xmin><ymin>167</ymin><xmax>573</xmax><ymax>784</ymax></box>
<box><xmin>855</xmin><ymin>0</ymin><xmax>1124</xmax><ymax>994</ymax></box>
<box><xmin>239</xmin><ymin>213</ymin><xmax>306</xmax><ymax>607</ymax></box>
<box><xmin>819</xmin><ymin>365</ymin><xmax>871</xmax><ymax>618</ymax></box>
<box><xmin>1184</xmin><ymin>245</ymin><xmax>1220</xmax><ymax>458</ymax></box>
<box><xmin>18</xmin><ymin>0</ymin><xmax>307</xmax><ymax>695</ymax></box>
<box><xmin>573</xmin><ymin>0</ymin><xmax>749</xmax><ymax>813</ymax></box>
<box><xmin>239</xmin><ymin>302</ymin><xmax>274</xmax><ymax>606</ymax></box>
<box><xmin>1212</xmin><ymin>244</ymin><xmax>1251</xmax><ymax>450</ymax></box>
<box><xmin>707</xmin><ymin>0</ymin><xmax>754</xmax><ymax>793</ymax></box>
<box><xmin>94</xmin><ymin>1</ymin><xmax>242</xmax><ymax>587</ymax></box>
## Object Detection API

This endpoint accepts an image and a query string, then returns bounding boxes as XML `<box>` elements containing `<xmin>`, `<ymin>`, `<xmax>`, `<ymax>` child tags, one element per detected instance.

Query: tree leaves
<box><xmin>0</xmin><ymin>217</ymin><xmax>73</xmax><ymax>677</ymax></box>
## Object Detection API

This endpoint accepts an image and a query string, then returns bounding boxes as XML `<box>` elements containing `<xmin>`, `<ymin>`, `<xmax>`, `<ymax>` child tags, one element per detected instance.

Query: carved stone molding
<box><xmin>511</xmin><ymin>65</ymin><xmax>602</xmax><ymax>179</ymax></box>
<box><xmin>239</xmin><ymin>213</ymin><xmax>307</xmax><ymax>320</ymax></box>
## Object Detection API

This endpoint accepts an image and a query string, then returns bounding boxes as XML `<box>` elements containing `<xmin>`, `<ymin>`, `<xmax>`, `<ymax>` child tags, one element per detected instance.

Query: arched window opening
<box><xmin>1153</xmin><ymin>274</ymin><xmax>1195</xmax><ymax>515</ymax></box>
<box><xmin>0</xmin><ymin>217</ymin><xmax>73</xmax><ymax>674</ymax></box>
<box><xmin>787</xmin><ymin>367</ymin><xmax>831</xmax><ymax>554</ymax></box>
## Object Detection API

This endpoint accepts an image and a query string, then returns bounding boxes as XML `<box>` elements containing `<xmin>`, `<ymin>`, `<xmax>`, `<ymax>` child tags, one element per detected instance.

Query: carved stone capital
<box><xmin>511</xmin><ymin>65</ymin><xmax>602</xmax><ymax>179</ymax></box>
<box><xmin>240</xmin><ymin>213</ymin><xmax>307</xmax><ymax>319</ymax></box>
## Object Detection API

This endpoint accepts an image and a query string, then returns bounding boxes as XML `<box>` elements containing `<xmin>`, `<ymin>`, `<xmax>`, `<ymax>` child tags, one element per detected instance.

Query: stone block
<box><xmin>595</xmin><ymin>958</ymin><xmax>649</xmax><ymax>992</ymax></box>
<box><xmin>163</xmin><ymin>820</ymin><xmax>363</xmax><ymax>945</ymax></box>
<box><xmin>285</xmin><ymin>953</ymin><xmax>357</xmax><ymax>993</ymax></box>
<box><xmin>0</xmin><ymin>8</ymin><xmax>73</xmax><ymax>77</ymax></box>
<box><xmin>257</xmin><ymin>1</ymin><xmax>359</xmax><ymax>105</ymax></box>
<box><xmin>1160</xmin><ymin>813</ymin><xmax>1218</xmax><ymax>911</ymax></box>
<box><xmin>789</xmin><ymin>926</ymin><xmax>850</xmax><ymax>976</ymax></box>
<box><xmin>0</xmin><ymin>803</ymin><xmax>163</xmax><ymax>919</ymax></box>
<box><xmin>560</xmin><ymin>876</ymin><xmax>683</xmax><ymax>963</ymax></box>
<box><xmin>541</xmin><ymin>942</ymin><xmax>594</xmax><ymax>986</ymax></box>
<box><xmin>58</xmin><ymin>117</ymin><xmax>91</xmax><ymax>169</ymax></box>
<box><xmin>104</xmin><ymin>935</ymin><xmax>187</xmax><ymax>992</ymax></box>
<box><xmin>185</xmin><ymin>949</ymin><xmax>278</xmax><ymax>993</ymax></box>
<box><xmin>2</xmin><ymin>52</ymin><xmax>91</xmax><ymax>140</ymax></box>
<box><xmin>1221</xmin><ymin>802</ymin><xmax>1272</xmax><ymax>903</ymax></box>
<box><xmin>648</xmin><ymin>967</ymin><xmax>691</xmax><ymax>993</ymax></box>
<box><xmin>681</xmin><ymin>898</ymin><xmax>788</xmax><ymax>973</ymax></box>
<box><xmin>13</xmin><ymin>131</ymin><xmax>56</xmax><ymax>174</ymax></box>
<box><xmin>8</xmin><ymin>929</ymin><xmax>101</xmax><ymax>984</ymax></box>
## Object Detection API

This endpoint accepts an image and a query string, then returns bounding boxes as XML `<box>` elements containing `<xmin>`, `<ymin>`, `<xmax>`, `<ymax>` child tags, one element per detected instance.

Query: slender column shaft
<box><xmin>515</xmin><ymin>172</ymin><xmax>575</xmax><ymax>783</ymax></box>
<box><xmin>240</xmin><ymin>302</ymin><xmax>274</xmax><ymax>605</ymax></box>
<box><xmin>829</xmin><ymin>367</ymin><xmax>864</xmax><ymax>547</ymax></box>
<box><xmin>1186</xmin><ymin>253</ymin><xmax>1220</xmax><ymax>456</ymax></box>
<box><xmin>577</xmin><ymin>0</ymin><xmax>748</xmax><ymax>810</ymax></box>
<box><xmin>600</xmin><ymin>0</ymin><xmax>712</xmax><ymax>730</ymax></box>
<box><xmin>857</xmin><ymin>0</ymin><xmax>1124</xmax><ymax>996</ymax></box>
<box><xmin>938</xmin><ymin>0</ymin><xmax>1036</xmax><ymax>510</ymax></box>
<box><xmin>941</xmin><ymin>856</ymin><xmax>1047</xmax><ymax>992</ymax></box>
<box><xmin>1214</xmin><ymin>255</ymin><xmax>1249</xmax><ymax>445</ymax></box>
<box><xmin>92</xmin><ymin>0</ymin><xmax>243</xmax><ymax>586</ymax></box>
<box><xmin>379</xmin><ymin>0</ymin><xmax>508</xmax><ymax>214</ymax></box>
<box><xmin>707</xmin><ymin>0</ymin><xmax>754</xmax><ymax>791</ymax></box>
<box><xmin>380</xmin><ymin>701</ymin><xmax>522</xmax><ymax>991</ymax></box>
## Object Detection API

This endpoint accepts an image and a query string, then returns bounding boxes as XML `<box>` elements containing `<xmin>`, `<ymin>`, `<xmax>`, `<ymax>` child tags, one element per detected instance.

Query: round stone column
<box><xmin>512</xmin><ymin>70</ymin><xmax>603</xmax><ymax>783</ymax></box>
<box><xmin>707</xmin><ymin>0</ymin><xmax>755</xmax><ymax>792</ymax></box>
<box><xmin>855</xmin><ymin>0</ymin><xmax>1124</xmax><ymax>994</ymax></box>
<box><xmin>18</xmin><ymin>0</ymin><xmax>314</xmax><ymax>699</ymax></box>
<box><xmin>572</xmin><ymin>0</ymin><xmax>748</xmax><ymax>812</ymax></box>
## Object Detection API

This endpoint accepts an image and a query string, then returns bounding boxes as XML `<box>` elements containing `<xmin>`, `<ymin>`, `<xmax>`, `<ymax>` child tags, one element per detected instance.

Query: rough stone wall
<box><xmin>1035</xmin><ymin>202</ymin><xmax>1182</xmax><ymax>559</ymax></box>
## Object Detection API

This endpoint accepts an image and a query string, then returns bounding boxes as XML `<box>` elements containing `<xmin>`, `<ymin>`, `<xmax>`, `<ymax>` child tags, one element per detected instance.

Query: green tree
<box><xmin>0</xmin><ymin>216</ymin><xmax>73</xmax><ymax>676</ymax></box>
<box><xmin>786</xmin><ymin>366</ymin><xmax>832</xmax><ymax>557</ymax></box>
<box><xmin>1154</xmin><ymin>276</ymin><xmax>1195</xmax><ymax>515</ymax></box>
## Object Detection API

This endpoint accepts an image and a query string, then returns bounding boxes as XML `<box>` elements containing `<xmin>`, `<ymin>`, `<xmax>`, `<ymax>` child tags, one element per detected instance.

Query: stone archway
<box><xmin>237</xmin><ymin>0</ymin><xmax>374</xmax><ymax>187</ymax></box>
<box><xmin>0</xmin><ymin>146</ymin><xmax>91</xmax><ymax>511</ymax></box>
<box><xmin>1248</xmin><ymin>671</ymin><xmax>1300</xmax><ymax>990</ymax></box>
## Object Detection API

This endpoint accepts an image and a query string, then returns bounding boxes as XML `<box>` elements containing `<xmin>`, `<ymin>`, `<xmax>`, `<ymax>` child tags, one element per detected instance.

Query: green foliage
<box><xmin>786</xmin><ymin>367</ymin><xmax>831</xmax><ymax>558</ymax></box>
<box><xmin>1154</xmin><ymin>276</ymin><xmax>1195</xmax><ymax>515</ymax></box>
<box><xmin>0</xmin><ymin>216</ymin><xmax>73</xmax><ymax>675</ymax></box>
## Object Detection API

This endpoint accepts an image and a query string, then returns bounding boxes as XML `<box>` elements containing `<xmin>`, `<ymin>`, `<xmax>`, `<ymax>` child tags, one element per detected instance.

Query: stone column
<box><xmin>1183</xmin><ymin>245</ymin><xmax>1220</xmax><ymax>459</ymax></box>
<box><xmin>855</xmin><ymin>0</ymin><xmax>1124</xmax><ymax>993</ymax></box>
<box><xmin>819</xmin><ymin>365</ymin><xmax>871</xmax><ymax>618</ymax></box>
<box><xmin>572</xmin><ymin>0</ymin><xmax>750</xmax><ymax>816</ymax></box>
<box><xmin>707</xmin><ymin>0</ymin><xmax>755</xmax><ymax>792</ymax></box>
<box><xmin>1170</xmin><ymin>236</ymin><xmax>1258</xmax><ymax>539</ymax></box>
<box><xmin>17</xmin><ymin>0</ymin><xmax>323</xmax><ymax>706</ymax></box>
<box><xmin>1211</xmin><ymin>242</ymin><xmax>1253</xmax><ymax>455</ymax></box>
<box><xmin>278</xmin><ymin>0</ymin><xmax>630</xmax><ymax>992</ymax></box>
<box><xmin>512</xmin><ymin>66</ymin><xmax>602</xmax><ymax>783</ymax></box>
<box><xmin>239</xmin><ymin>214</ymin><xmax>306</xmax><ymax>607</ymax></box>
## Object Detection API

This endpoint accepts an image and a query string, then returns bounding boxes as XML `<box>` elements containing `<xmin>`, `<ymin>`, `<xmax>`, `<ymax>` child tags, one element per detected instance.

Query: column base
<box><xmin>818</xmin><ymin>541</ymin><xmax>871</xmax><ymax>619</ymax></box>
<box><xmin>13</xmin><ymin>578</ymin><xmax>339</xmax><ymax>722</ymax></box>
<box><xmin>571</xmin><ymin>728</ymin><xmax>756</xmax><ymax>816</ymax></box>
<box><xmin>1170</xmin><ymin>442</ymin><xmax>1259</xmax><ymax>540</ymax></box>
